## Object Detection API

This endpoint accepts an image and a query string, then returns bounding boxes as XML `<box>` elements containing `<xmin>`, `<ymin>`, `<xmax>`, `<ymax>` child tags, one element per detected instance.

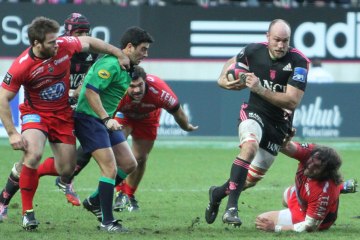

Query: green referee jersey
<box><xmin>76</xmin><ymin>54</ymin><xmax>131</xmax><ymax>118</ymax></box>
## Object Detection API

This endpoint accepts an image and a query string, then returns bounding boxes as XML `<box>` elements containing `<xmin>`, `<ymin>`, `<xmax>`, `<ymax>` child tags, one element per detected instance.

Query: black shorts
<box><xmin>239</xmin><ymin>103</ymin><xmax>291</xmax><ymax>156</ymax></box>
<box><xmin>74</xmin><ymin>112</ymin><xmax>126</xmax><ymax>154</ymax></box>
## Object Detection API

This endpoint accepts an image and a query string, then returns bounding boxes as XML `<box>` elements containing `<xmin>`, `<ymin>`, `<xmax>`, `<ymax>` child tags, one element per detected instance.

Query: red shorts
<box><xmin>115</xmin><ymin>116</ymin><xmax>159</xmax><ymax>141</ymax></box>
<box><xmin>19</xmin><ymin>104</ymin><xmax>75</xmax><ymax>144</ymax></box>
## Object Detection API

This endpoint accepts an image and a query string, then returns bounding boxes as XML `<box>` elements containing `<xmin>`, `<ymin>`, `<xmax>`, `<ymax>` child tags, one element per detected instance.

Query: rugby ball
<box><xmin>226</xmin><ymin>62</ymin><xmax>249</xmax><ymax>83</ymax></box>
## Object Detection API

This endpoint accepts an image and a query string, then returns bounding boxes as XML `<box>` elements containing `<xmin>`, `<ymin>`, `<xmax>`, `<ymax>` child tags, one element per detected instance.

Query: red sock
<box><xmin>37</xmin><ymin>157</ymin><xmax>58</xmax><ymax>177</ymax></box>
<box><xmin>124</xmin><ymin>183</ymin><xmax>137</xmax><ymax>198</ymax></box>
<box><xmin>19</xmin><ymin>165</ymin><xmax>39</xmax><ymax>214</ymax></box>
<box><xmin>115</xmin><ymin>181</ymin><xmax>125</xmax><ymax>193</ymax></box>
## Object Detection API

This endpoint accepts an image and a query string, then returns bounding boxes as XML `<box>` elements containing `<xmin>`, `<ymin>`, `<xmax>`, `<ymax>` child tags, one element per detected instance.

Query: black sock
<box><xmin>115</xmin><ymin>174</ymin><xmax>124</xmax><ymax>186</ymax></box>
<box><xmin>98</xmin><ymin>179</ymin><xmax>115</xmax><ymax>225</ymax></box>
<box><xmin>0</xmin><ymin>172</ymin><xmax>20</xmax><ymax>205</ymax></box>
<box><xmin>226</xmin><ymin>157</ymin><xmax>250</xmax><ymax>210</ymax></box>
<box><xmin>213</xmin><ymin>180</ymin><xmax>230</xmax><ymax>202</ymax></box>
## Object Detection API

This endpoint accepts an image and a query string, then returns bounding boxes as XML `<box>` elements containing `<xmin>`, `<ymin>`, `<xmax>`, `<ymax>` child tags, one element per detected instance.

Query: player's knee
<box><xmin>122</xmin><ymin>159</ymin><xmax>138</xmax><ymax>174</ymax></box>
<box><xmin>136</xmin><ymin>155</ymin><xmax>148</xmax><ymax>166</ymax></box>
<box><xmin>25</xmin><ymin>151</ymin><xmax>43</xmax><ymax>165</ymax></box>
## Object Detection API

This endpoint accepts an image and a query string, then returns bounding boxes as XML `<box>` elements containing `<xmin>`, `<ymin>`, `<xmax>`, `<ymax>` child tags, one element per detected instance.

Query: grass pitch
<box><xmin>0</xmin><ymin>137</ymin><xmax>359</xmax><ymax>240</ymax></box>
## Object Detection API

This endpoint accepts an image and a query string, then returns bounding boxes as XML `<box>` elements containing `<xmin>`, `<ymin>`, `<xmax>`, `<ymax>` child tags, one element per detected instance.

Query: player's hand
<box><xmin>104</xmin><ymin>118</ymin><xmax>123</xmax><ymax>131</ymax></box>
<box><xmin>184</xmin><ymin>124</ymin><xmax>199</xmax><ymax>132</ymax></box>
<box><xmin>255</xmin><ymin>217</ymin><xmax>276</xmax><ymax>232</ymax></box>
<box><xmin>282</xmin><ymin>127</ymin><xmax>296</xmax><ymax>147</ymax></box>
<box><xmin>225</xmin><ymin>78</ymin><xmax>247</xmax><ymax>91</ymax></box>
<box><xmin>246</xmin><ymin>73</ymin><xmax>266</xmax><ymax>95</ymax></box>
<box><xmin>9</xmin><ymin>132</ymin><xmax>27</xmax><ymax>151</ymax></box>
<box><xmin>117</xmin><ymin>50</ymin><xmax>130</xmax><ymax>70</ymax></box>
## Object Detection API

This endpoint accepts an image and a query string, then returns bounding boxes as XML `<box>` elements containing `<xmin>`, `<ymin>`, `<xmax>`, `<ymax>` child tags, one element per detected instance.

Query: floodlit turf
<box><xmin>0</xmin><ymin>137</ymin><xmax>359</xmax><ymax>239</ymax></box>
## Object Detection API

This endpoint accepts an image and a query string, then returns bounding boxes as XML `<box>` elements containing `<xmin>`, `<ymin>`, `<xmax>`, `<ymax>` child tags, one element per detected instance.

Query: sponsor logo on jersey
<box><xmin>54</xmin><ymin>55</ymin><xmax>69</xmax><ymax>65</ymax></box>
<box><xmin>115</xmin><ymin>112</ymin><xmax>124</xmax><ymax>119</ymax></box>
<box><xmin>22</xmin><ymin>114</ymin><xmax>41</xmax><ymax>124</ymax></box>
<box><xmin>292</xmin><ymin>67</ymin><xmax>307</xmax><ymax>82</ymax></box>
<box><xmin>283</xmin><ymin>63</ymin><xmax>292</xmax><ymax>71</ymax></box>
<box><xmin>98</xmin><ymin>69</ymin><xmax>110</xmax><ymax>79</ymax></box>
<box><xmin>86</xmin><ymin>55</ymin><xmax>93</xmax><ymax>61</ymax></box>
<box><xmin>3</xmin><ymin>72</ymin><xmax>12</xmax><ymax>85</ymax></box>
<box><xmin>39</xmin><ymin>82</ymin><xmax>66</xmax><ymax>101</ymax></box>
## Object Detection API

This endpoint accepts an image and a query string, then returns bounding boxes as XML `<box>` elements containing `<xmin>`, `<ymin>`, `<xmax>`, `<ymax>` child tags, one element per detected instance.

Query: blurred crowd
<box><xmin>0</xmin><ymin>0</ymin><xmax>356</xmax><ymax>7</ymax></box>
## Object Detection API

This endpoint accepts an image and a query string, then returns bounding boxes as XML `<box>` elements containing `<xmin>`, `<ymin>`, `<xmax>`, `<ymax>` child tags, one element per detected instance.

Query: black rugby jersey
<box><xmin>70</xmin><ymin>52</ymin><xmax>98</xmax><ymax>90</ymax></box>
<box><xmin>236</xmin><ymin>42</ymin><xmax>309</xmax><ymax>122</ymax></box>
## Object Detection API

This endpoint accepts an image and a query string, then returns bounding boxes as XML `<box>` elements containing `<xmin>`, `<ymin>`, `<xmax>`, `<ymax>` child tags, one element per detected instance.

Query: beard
<box><xmin>39</xmin><ymin>45</ymin><xmax>57</xmax><ymax>58</ymax></box>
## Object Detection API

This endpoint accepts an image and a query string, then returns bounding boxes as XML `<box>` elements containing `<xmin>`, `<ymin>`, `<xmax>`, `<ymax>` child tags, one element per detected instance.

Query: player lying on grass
<box><xmin>255</xmin><ymin>140</ymin><xmax>357</xmax><ymax>233</ymax></box>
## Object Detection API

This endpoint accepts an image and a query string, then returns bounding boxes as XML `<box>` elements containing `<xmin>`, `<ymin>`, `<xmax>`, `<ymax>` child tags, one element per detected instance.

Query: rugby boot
<box><xmin>205</xmin><ymin>186</ymin><xmax>221</xmax><ymax>224</ymax></box>
<box><xmin>222</xmin><ymin>207</ymin><xmax>242</xmax><ymax>227</ymax></box>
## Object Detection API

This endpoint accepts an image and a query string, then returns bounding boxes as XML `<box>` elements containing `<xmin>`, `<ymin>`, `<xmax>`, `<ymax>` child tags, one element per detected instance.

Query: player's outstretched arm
<box><xmin>78</xmin><ymin>36</ymin><xmax>130</xmax><ymax>70</ymax></box>
<box><xmin>172</xmin><ymin>106</ymin><xmax>198</xmax><ymax>132</ymax></box>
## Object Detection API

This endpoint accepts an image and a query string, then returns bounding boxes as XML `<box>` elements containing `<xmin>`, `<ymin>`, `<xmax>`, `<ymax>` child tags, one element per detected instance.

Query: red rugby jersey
<box><xmin>117</xmin><ymin>74</ymin><xmax>179</xmax><ymax>123</ymax></box>
<box><xmin>1</xmin><ymin>36</ymin><xmax>82</xmax><ymax>112</ymax></box>
<box><xmin>293</xmin><ymin>143</ymin><xmax>340</xmax><ymax>227</ymax></box>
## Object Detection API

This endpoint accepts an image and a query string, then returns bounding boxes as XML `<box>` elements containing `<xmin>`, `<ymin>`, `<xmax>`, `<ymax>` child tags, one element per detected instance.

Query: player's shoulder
<box><xmin>10</xmin><ymin>48</ymin><xmax>34</xmax><ymax>73</ymax></box>
<box><xmin>93</xmin><ymin>55</ymin><xmax>119</xmax><ymax>69</ymax></box>
<box><xmin>246</xmin><ymin>42</ymin><xmax>268</xmax><ymax>53</ymax></box>
<box><xmin>146</xmin><ymin>74</ymin><xmax>167</xmax><ymax>87</ymax></box>
<box><xmin>288</xmin><ymin>47</ymin><xmax>310</xmax><ymax>63</ymax></box>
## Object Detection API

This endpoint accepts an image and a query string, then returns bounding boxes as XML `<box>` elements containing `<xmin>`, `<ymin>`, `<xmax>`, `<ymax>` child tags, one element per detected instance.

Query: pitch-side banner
<box><xmin>1</xmin><ymin>83</ymin><xmax>359</xmax><ymax>138</ymax></box>
<box><xmin>157</xmin><ymin>82</ymin><xmax>360</xmax><ymax>138</ymax></box>
<box><xmin>1</xmin><ymin>3</ymin><xmax>360</xmax><ymax>60</ymax></box>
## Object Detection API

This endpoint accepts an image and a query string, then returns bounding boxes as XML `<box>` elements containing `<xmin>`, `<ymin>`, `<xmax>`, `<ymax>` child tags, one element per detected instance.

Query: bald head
<box><xmin>268</xmin><ymin>19</ymin><xmax>291</xmax><ymax>35</ymax></box>
<box><xmin>266</xmin><ymin>19</ymin><xmax>291</xmax><ymax>59</ymax></box>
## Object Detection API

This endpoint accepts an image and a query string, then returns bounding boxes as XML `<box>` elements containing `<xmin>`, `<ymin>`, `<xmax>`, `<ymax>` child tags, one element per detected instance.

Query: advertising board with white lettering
<box><xmin>157</xmin><ymin>82</ymin><xmax>360</xmax><ymax>138</ymax></box>
<box><xmin>1</xmin><ymin>82</ymin><xmax>358</xmax><ymax>138</ymax></box>
<box><xmin>1</xmin><ymin>3</ymin><xmax>360</xmax><ymax>60</ymax></box>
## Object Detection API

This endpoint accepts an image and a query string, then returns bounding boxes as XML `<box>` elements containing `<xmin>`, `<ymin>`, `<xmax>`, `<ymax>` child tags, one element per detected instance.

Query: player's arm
<box><xmin>247</xmin><ymin>75</ymin><xmax>304</xmax><ymax>111</ymax></box>
<box><xmin>78</xmin><ymin>36</ymin><xmax>129</xmax><ymax>70</ymax></box>
<box><xmin>217</xmin><ymin>56</ymin><xmax>244</xmax><ymax>91</ymax></box>
<box><xmin>85</xmin><ymin>88</ymin><xmax>122</xmax><ymax>131</ymax></box>
<box><xmin>0</xmin><ymin>87</ymin><xmax>26</xmax><ymax>150</ymax></box>
<box><xmin>170</xmin><ymin>105</ymin><xmax>198</xmax><ymax>132</ymax></box>
<box><xmin>256</xmin><ymin>215</ymin><xmax>321</xmax><ymax>233</ymax></box>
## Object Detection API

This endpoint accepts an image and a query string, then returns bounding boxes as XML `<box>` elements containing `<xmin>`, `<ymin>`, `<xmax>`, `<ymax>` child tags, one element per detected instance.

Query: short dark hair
<box><xmin>131</xmin><ymin>65</ymin><xmax>147</xmax><ymax>81</ymax></box>
<box><xmin>28</xmin><ymin>16</ymin><xmax>60</xmax><ymax>46</ymax></box>
<box><xmin>120</xmin><ymin>26</ymin><xmax>154</xmax><ymax>49</ymax></box>
<box><xmin>311</xmin><ymin>145</ymin><xmax>343</xmax><ymax>185</ymax></box>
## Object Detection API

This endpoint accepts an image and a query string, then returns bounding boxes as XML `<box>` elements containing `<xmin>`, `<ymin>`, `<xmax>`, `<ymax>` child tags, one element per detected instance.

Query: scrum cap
<box><xmin>64</xmin><ymin>13</ymin><xmax>90</xmax><ymax>35</ymax></box>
